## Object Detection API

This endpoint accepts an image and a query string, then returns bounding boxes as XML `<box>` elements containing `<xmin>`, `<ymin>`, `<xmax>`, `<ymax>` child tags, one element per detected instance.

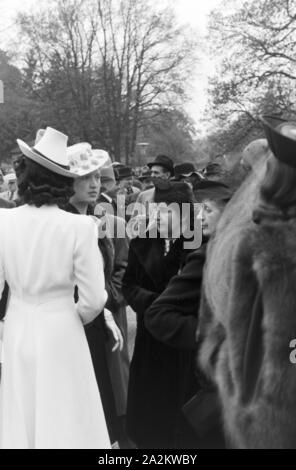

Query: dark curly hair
<box><xmin>16</xmin><ymin>156</ymin><xmax>74</xmax><ymax>207</ymax></box>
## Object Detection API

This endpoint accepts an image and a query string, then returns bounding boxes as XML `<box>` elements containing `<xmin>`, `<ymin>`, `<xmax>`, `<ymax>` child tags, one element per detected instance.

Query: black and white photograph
<box><xmin>0</xmin><ymin>0</ymin><xmax>296</xmax><ymax>454</ymax></box>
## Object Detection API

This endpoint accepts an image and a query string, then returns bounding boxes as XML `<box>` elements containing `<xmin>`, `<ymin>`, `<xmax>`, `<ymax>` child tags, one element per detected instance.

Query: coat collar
<box><xmin>131</xmin><ymin>235</ymin><xmax>191</xmax><ymax>288</ymax></box>
<box><xmin>63</xmin><ymin>202</ymin><xmax>94</xmax><ymax>216</ymax></box>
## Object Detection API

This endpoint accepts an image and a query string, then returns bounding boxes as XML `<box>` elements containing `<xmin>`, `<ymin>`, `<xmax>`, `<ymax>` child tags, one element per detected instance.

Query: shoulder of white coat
<box><xmin>0</xmin><ymin>207</ymin><xmax>16</xmax><ymax>220</ymax></box>
<box><xmin>77</xmin><ymin>214</ymin><xmax>99</xmax><ymax>237</ymax></box>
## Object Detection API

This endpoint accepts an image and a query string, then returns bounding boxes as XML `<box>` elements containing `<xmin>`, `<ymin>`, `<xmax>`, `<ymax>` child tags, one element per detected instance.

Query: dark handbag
<box><xmin>182</xmin><ymin>388</ymin><xmax>221</xmax><ymax>438</ymax></box>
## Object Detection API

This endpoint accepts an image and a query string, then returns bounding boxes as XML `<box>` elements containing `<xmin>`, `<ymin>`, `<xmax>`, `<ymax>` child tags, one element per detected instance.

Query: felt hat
<box><xmin>261</xmin><ymin>115</ymin><xmax>296</xmax><ymax>168</ymax></box>
<box><xmin>147</xmin><ymin>154</ymin><xmax>174</xmax><ymax>175</ymax></box>
<box><xmin>17</xmin><ymin>127</ymin><xmax>75</xmax><ymax>178</ymax></box>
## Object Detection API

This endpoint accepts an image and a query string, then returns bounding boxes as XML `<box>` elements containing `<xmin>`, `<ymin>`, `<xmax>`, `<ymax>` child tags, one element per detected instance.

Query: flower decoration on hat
<box><xmin>67</xmin><ymin>143</ymin><xmax>109</xmax><ymax>176</ymax></box>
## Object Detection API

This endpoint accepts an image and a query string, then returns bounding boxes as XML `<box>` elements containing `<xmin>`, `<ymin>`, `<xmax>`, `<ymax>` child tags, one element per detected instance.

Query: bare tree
<box><xmin>17</xmin><ymin>0</ymin><xmax>197</xmax><ymax>162</ymax></box>
<box><xmin>204</xmin><ymin>0</ymin><xmax>296</xmax><ymax>144</ymax></box>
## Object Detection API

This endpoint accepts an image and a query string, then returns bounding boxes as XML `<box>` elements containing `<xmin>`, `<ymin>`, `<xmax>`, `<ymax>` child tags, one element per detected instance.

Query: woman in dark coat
<box><xmin>122</xmin><ymin>181</ymin><xmax>196</xmax><ymax>449</ymax></box>
<box><xmin>144</xmin><ymin>182</ymin><xmax>232</xmax><ymax>449</ymax></box>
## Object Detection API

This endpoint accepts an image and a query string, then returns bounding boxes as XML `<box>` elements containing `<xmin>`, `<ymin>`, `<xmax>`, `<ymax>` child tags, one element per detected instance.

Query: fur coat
<box><xmin>198</xmin><ymin>206</ymin><xmax>296</xmax><ymax>449</ymax></box>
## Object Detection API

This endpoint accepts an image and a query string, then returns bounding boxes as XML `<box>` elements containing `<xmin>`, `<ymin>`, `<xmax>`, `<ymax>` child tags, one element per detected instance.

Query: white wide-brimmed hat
<box><xmin>16</xmin><ymin>127</ymin><xmax>76</xmax><ymax>178</ymax></box>
<box><xmin>67</xmin><ymin>143</ymin><xmax>109</xmax><ymax>177</ymax></box>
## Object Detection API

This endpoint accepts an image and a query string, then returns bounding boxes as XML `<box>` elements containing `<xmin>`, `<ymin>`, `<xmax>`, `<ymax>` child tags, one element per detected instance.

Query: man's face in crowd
<box><xmin>119</xmin><ymin>177</ymin><xmax>133</xmax><ymax>190</ymax></box>
<box><xmin>72</xmin><ymin>170</ymin><xmax>101</xmax><ymax>204</ymax></box>
<box><xmin>150</xmin><ymin>165</ymin><xmax>171</xmax><ymax>182</ymax></box>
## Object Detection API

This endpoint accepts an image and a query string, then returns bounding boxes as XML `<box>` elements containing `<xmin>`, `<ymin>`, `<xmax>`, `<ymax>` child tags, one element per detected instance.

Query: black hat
<box><xmin>147</xmin><ymin>154</ymin><xmax>174</xmax><ymax>175</ymax></box>
<box><xmin>195</xmin><ymin>180</ymin><xmax>232</xmax><ymax>203</ymax></box>
<box><xmin>173</xmin><ymin>162</ymin><xmax>204</xmax><ymax>181</ymax></box>
<box><xmin>261</xmin><ymin>115</ymin><xmax>296</xmax><ymax>168</ymax></box>
<box><xmin>114</xmin><ymin>165</ymin><xmax>133</xmax><ymax>180</ymax></box>
<box><xmin>154</xmin><ymin>180</ymin><xmax>194</xmax><ymax>205</ymax></box>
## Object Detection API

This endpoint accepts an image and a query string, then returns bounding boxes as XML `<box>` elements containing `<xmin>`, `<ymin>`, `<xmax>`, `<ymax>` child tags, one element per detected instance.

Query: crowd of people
<box><xmin>0</xmin><ymin>115</ymin><xmax>296</xmax><ymax>449</ymax></box>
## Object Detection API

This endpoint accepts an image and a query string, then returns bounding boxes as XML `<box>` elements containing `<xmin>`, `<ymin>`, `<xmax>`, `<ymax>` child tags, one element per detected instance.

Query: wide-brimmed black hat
<box><xmin>174</xmin><ymin>162</ymin><xmax>195</xmax><ymax>177</ymax></box>
<box><xmin>154</xmin><ymin>179</ymin><xmax>194</xmax><ymax>204</ymax></box>
<box><xmin>260</xmin><ymin>115</ymin><xmax>296</xmax><ymax>168</ymax></box>
<box><xmin>195</xmin><ymin>180</ymin><xmax>232</xmax><ymax>203</ymax></box>
<box><xmin>147</xmin><ymin>154</ymin><xmax>174</xmax><ymax>175</ymax></box>
<box><xmin>114</xmin><ymin>165</ymin><xmax>133</xmax><ymax>180</ymax></box>
<box><xmin>173</xmin><ymin>162</ymin><xmax>204</xmax><ymax>180</ymax></box>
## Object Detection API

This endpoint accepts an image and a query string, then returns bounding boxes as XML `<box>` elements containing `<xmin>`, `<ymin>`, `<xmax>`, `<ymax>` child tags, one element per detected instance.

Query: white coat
<box><xmin>0</xmin><ymin>204</ymin><xmax>110</xmax><ymax>449</ymax></box>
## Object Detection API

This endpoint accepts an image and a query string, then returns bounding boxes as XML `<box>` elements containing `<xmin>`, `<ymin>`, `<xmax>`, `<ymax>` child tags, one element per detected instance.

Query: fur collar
<box><xmin>253</xmin><ymin>202</ymin><xmax>296</xmax><ymax>224</ymax></box>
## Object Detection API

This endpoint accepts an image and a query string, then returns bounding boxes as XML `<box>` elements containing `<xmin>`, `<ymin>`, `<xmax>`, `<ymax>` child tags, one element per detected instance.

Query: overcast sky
<box><xmin>0</xmin><ymin>0</ymin><xmax>222</xmax><ymax>128</ymax></box>
<box><xmin>0</xmin><ymin>0</ymin><xmax>221</xmax><ymax>30</ymax></box>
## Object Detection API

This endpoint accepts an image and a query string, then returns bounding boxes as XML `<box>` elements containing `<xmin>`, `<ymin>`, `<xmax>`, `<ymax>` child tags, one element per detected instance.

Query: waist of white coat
<box><xmin>8</xmin><ymin>290</ymin><xmax>75</xmax><ymax>310</ymax></box>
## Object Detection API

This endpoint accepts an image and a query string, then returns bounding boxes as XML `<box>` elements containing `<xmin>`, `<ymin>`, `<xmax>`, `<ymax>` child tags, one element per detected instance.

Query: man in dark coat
<box><xmin>133</xmin><ymin>155</ymin><xmax>174</xmax><ymax>218</ymax></box>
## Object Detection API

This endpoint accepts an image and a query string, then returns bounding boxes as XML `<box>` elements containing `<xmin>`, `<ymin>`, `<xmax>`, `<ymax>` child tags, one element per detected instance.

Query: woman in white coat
<box><xmin>0</xmin><ymin>127</ymin><xmax>111</xmax><ymax>449</ymax></box>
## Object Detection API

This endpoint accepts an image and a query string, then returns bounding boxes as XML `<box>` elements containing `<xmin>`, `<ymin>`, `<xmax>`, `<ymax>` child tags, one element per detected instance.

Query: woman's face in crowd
<box><xmin>73</xmin><ymin>170</ymin><xmax>101</xmax><ymax>204</ymax></box>
<box><xmin>157</xmin><ymin>203</ymin><xmax>183</xmax><ymax>238</ymax></box>
<box><xmin>201</xmin><ymin>199</ymin><xmax>223</xmax><ymax>238</ymax></box>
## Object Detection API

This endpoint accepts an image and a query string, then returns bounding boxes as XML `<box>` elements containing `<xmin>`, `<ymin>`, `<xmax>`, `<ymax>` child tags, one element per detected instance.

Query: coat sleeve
<box><xmin>196</xmin><ymin>286</ymin><xmax>226</xmax><ymax>381</ymax></box>
<box><xmin>105</xmin><ymin>216</ymin><xmax>129</xmax><ymax>313</ymax></box>
<box><xmin>74</xmin><ymin>217</ymin><xmax>107</xmax><ymax>325</ymax></box>
<box><xmin>122</xmin><ymin>242</ymin><xmax>158</xmax><ymax>315</ymax></box>
<box><xmin>144</xmin><ymin>250</ymin><xmax>204</xmax><ymax>350</ymax></box>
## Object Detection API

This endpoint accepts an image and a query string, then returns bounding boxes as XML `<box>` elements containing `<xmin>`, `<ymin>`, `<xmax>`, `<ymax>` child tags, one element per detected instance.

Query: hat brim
<box><xmin>70</xmin><ymin>153</ymin><xmax>110</xmax><ymax>177</ymax></box>
<box><xmin>260</xmin><ymin>116</ymin><xmax>296</xmax><ymax>168</ymax></box>
<box><xmin>179</xmin><ymin>172</ymin><xmax>194</xmax><ymax>177</ymax></box>
<box><xmin>138</xmin><ymin>175</ymin><xmax>152</xmax><ymax>180</ymax></box>
<box><xmin>147</xmin><ymin>161</ymin><xmax>174</xmax><ymax>174</ymax></box>
<box><xmin>17</xmin><ymin>139</ymin><xmax>78</xmax><ymax>178</ymax></box>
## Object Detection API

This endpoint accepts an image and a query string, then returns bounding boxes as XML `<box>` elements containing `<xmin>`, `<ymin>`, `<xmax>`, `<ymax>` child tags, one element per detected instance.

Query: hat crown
<box><xmin>66</xmin><ymin>143</ymin><xmax>110</xmax><ymax>176</ymax></box>
<box><xmin>115</xmin><ymin>165</ymin><xmax>133</xmax><ymax>179</ymax></box>
<box><xmin>153</xmin><ymin>154</ymin><xmax>173</xmax><ymax>166</ymax></box>
<box><xmin>195</xmin><ymin>180</ymin><xmax>232</xmax><ymax>203</ymax></box>
<box><xmin>147</xmin><ymin>154</ymin><xmax>174</xmax><ymax>174</ymax></box>
<box><xmin>261</xmin><ymin>116</ymin><xmax>296</xmax><ymax>168</ymax></box>
<box><xmin>174</xmin><ymin>162</ymin><xmax>196</xmax><ymax>176</ymax></box>
<box><xmin>34</xmin><ymin>127</ymin><xmax>68</xmax><ymax>167</ymax></box>
<box><xmin>154</xmin><ymin>180</ymin><xmax>194</xmax><ymax>204</ymax></box>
